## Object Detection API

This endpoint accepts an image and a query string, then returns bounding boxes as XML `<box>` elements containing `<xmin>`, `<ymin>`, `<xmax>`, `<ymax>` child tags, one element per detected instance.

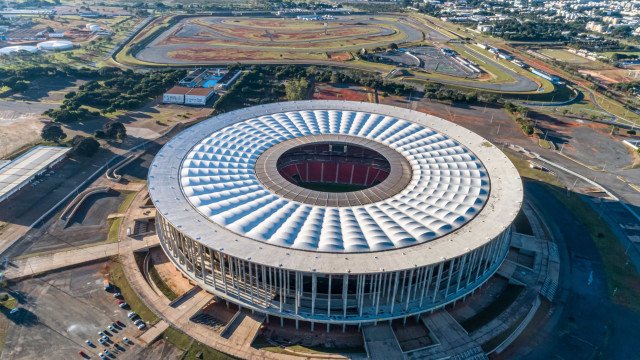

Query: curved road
<box><xmin>129</xmin><ymin>15</ymin><xmax>540</xmax><ymax>93</ymax></box>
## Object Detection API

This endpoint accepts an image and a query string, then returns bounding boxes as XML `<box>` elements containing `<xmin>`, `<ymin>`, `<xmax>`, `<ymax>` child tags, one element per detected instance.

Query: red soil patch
<box><xmin>313</xmin><ymin>84</ymin><xmax>370</xmax><ymax>102</ymax></box>
<box><xmin>328</xmin><ymin>52</ymin><xmax>353</xmax><ymax>61</ymax></box>
<box><xmin>579</xmin><ymin>69</ymin><xmax>640</xmax><ymax>85</ymax></box>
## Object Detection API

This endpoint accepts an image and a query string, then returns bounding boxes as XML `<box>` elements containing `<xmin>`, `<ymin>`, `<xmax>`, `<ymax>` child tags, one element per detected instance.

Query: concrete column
<box><xmin>207</xmin><ymin>247</ymin><xmax>215</xmax><ymax>290</ymax></box>
<box><xmin>456</xmin><ymin>254</ymin><xmax>468</xmax><ymax>293</ymax></box>
<box><xmin>432</xmin><ymin>262</ymin><xmax>444</xmax><ymax>302</ymax></box>
<box><xmin>474</xmin><ymin>245</ymin><xmax>487</xmax><ymax>281</ymax></box>
<box><xmin>405</xmin><ymin>268</ymin><xmax>414</xmax><ymax>311</ymax></box>
<box><xmin>342</xmin><ymin>275</ymin><xmax>349</xmax><ymax>320</ymax></box>
<box><xmin>248</xmin><ymin>262</ymin><xmax>254</xmax><ymax>304</ymax></box>
<box><xmin>220</xmin><ymin>253</ymin><xmax>228</xmax><ymax>294</ymax></box>
<box><xmin>279</xmin><ymin>269</ymin><xmax>284</xmax><ymax>312</ymax></box>
<box><xmin>311</xmin><ymin>273</ymin><xmax>317</xmax><ymax>316</ymax></box>
<box><xmin>374</xmin><ymin>272</ymin><xmax>382</xmax><ymax>316</ymax></box>
<box><xmin>327</xmin><ymin>275</ymin><xmax>332</xmax><ymax>318</ymax></box>
<box><xmin>399</xmin><ymin>270</ymin><xmax>407</xmax><ymax>303</ymax></box>
<box><xmin>419</xmin><ymin>266</ymin><xmax>432</xmax><ymax>307</ymax></box>
<box><xmin>390</xmin><ymin>271</ymin><xmax>400</xmax><ymax>314</ymax></box>
<box><xmin>465</xmin><ymin>250</ymin><xmax>479</xmax><ymax>288</ymax></box>
<box><xmin>444</xmin><ymin>258</ymin><xmax>456</xmax><ymax>298</ymax></box>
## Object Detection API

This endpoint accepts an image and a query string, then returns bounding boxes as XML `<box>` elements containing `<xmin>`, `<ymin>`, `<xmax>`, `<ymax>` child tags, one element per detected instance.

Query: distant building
<box><xmin>586</xmin><ymin>21</ymin><xmax>607</xmax><ymax>34</ymax></box>
<box><xmin>477</xmin><ymin>24</ymin><xmax>493</xmax><ymax>33</ymax></box>
<box><xmin>184</xmin><ymin>87</ymin><xmax>215</xmax><ymax>105</ymax></box>
<box><xmin>0</xmin><ymin>146</ymin><xmax>70</xmax><ymax>203</ymax></box>
<box><xmin>162</xmin><ymin>86</ymin><xmax>215</xmax><ymax>106</ymax></box>
<box><xmin>163</xmin><ymin>86</ymin><xmax>189</xmax><ymax>104</ymax></box>
<box><xmin>296</xmin><ymin>15</ymin><xmax>321</xmax><ymax>21</ymax></box>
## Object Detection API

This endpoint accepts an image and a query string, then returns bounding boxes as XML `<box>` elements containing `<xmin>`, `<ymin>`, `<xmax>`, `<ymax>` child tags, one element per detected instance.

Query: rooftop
<box><xmin>149</xmin><ymin>101</ymin><xmax>522</xmax><ymax>272</ymax></box>
<box><xmin>0</xmin><ymin>146</ymin><xmax>70</xmax><ymax>202</ymax></box>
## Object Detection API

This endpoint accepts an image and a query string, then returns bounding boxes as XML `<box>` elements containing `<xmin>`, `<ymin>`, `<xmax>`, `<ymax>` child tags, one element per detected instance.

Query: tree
<box><xmin>388</xmin><ymin>43</ymin><xmax>399</xmax><ymax>50</ymax></box>
<box><xmin>71</xmin><ymin>136</ymin><xmax>100</xmax><ymax>157</ymax></box>
<box><xmin>284</xmin><ymin>78</ymin><xmax>309</xmax><ymax>101</ymax></box>
<box><xmin>103</xmin><ymin>121</ymin><xmax>126</xmax><ymax>140</ymax></box>
<box><xmin>41</xmin><ymin>123</ymin><xmax>66</xmax><ymax>142</ymax></box>
<box><xmin>10</xmin><ymin>80</ymin><xmax>29</xmax><ymax>93</ymax></box>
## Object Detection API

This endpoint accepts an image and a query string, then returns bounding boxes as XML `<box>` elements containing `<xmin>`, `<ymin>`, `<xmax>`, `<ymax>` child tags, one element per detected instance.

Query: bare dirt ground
<box><xmin>0</xmin><ymin>77</ymin><xmax>85</xmax><ymax>158</ymax></box>
<box><xmin>579</xmin><ymin>69</ymin><xmax>640</xmax><ymax>85</ymax></box>
<box><xmin>150</xmin><ymin>247</ymin><xmax>193</xmax><ymax>297</ymax></box>
<box><xmin>313</xmin><ymin>84</ymin><xmax>372</xmax><ymax>102</ymax></box>
<box><xmin>378</xmin><ymin>94</ymin><xmax>636</xmax><ymax>171</ymax></box>
<box><xmin>0</xmin><ymin>109</ymin><xmax>47</xmax><ymax>158</ymax></box>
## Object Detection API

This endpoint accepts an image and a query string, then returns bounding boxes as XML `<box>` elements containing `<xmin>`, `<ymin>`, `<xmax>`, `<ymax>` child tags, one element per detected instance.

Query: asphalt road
<box><xmin>506</xmin><ymin>181</ymin><xmax>640</xmax><ymax>359</ymax></box>
<box><xmin>1</xmin><ymin>262</ymin><xmax>146</xmax><ymax>360</ymax></box>
<box><xmin>131</xmin><ymin>15</ymin><xmax>540</xmax><ymax>93</ymax></box>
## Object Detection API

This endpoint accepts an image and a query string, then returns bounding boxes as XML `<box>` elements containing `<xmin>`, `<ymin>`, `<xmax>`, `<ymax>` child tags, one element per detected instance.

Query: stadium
<box><xmin>148</xmin><ymin>100</ymin><xmax>523</xmax><ymax>330</ymax></box>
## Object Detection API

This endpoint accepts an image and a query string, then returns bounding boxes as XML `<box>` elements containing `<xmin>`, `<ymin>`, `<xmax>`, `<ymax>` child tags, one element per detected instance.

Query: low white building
<box><xmin>163</xmin><ymin>86</ymin><xmax>215</xmax><ymax>106</ymax></box>
<box><xmin>162</xmin><ymin>86</ymin><xmax>189</xmax><ymax>104</ymax></box>
<box><xmin>184</xmin><ymin>88</ymin><xmax>215</xmax><ymax>105</ymax></box>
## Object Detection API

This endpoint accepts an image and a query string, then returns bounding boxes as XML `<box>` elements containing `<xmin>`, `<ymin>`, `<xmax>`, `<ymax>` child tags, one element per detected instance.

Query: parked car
<box><xmin>98</xmin><ymin>331</ymin><xmax>106</xmax><ymax>337</ymax></box>
<box><xmin>108</xmin><ymin>325</ymin><xmax>116</xmax><ymax>332</ymax></box>
<box><xmin>122</xmin><ymin>337</ymin><xmax>132</xmax><ymax>345</ymax></box>
<box><xmin>112</xmin><ymin>292</ymin><xmax>122</xmax><ymax>298</ymax></box>
<box><xmin>118</xmin><ymin>302</ymin><xmax>128</xmax><ymax>309</ymax></box>
<box><xmin>134</xmin><ymin>320</ymin><xmax>146</xmax><ymax>330</ymax></box>
<box><xmin>98</xmin><ymin>352</ymin><xmax>106</xmax><ymax>360</ymax></box>
<box><xmin>85</xmin><ymin>340</ymin><xmax>95</xmax><ymax>347</ymax></box>
<box><xmin>104</xmin><ymin>350</ymin><xmax>113</xmax><ymax>357</ymax></box>
<box><xmin>78</xmin><ymin>350</ymin><xmax>87</xmax><ymax>358</ymax></box>
<box><xmin>127</xmin><ymin>312</ymin><xmax>137</xmax><ymax>319</ymax></box>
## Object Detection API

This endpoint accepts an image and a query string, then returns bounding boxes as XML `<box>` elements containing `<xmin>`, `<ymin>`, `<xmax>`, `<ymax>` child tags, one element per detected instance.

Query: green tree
<box><xmin>10</xmin><ymin>80</ymin><xmax>29</xmax><ymax>93</ymax></box>
<box><xmin>71</xmin><ymin>135</ymin><xmax>100</xmax><ymax>157</ymax></box>
<box><xmin>284</xmin><ymin>78</ymin><xmax>309</xmax><ymax>101</ymax></box>
<box><xmin>40</xmin><ymin>123</ymin><xmax>67</xmax><ymax>142</ymax></box>
<box><xmin>103</xmin><ymin>121</ymin><xmax>127</xmax><ymax>140</ymax></box>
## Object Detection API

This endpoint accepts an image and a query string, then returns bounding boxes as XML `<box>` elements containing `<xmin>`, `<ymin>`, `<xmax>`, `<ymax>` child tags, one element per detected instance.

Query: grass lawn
<box><xmin>538</xmin><ymin>139</ymin><xmax>554</xmax><ymax>149</ymax></box>
<box><xmin>148</xmin><ymin>265</ymin><xmax>178</xmax><ymax>301</ymax></box>
<box><xmin>505</xmin><ymin>151</ymin><xmax>562</xmax><ymax>187</ymax></box>
<box><xmin>545</xmin><ymin>186</ymin><xmax>640</xmax><ymax>312</ymax></box>
<box><xmin>537</xmin><ymin>49</ymin><xmax>591</xmax><ymax>64</ymax></box>
<box><xmin>107</xmin><ymin>218</ymin><xmax>123</xmax><ymax>243</ymax></box>
<box><xmin>117</xmin><ymin>191</ymin><xmax>137</xmax><ymax>213</ymax></box>
<box><xmin>461</xmin><ymin>284</ymin><xmax>525</xmax><ymax>332</ymax></box>
<box><xmin>108</xmin><ymin>257</ymin><xmax>160</xmax><ymax>324</ymax></box>
<box><xmin>163</xmin><ymin>327</ymin><xmax>236</xmax><ymax>359</ymax></box>
<box><xmin>252</xmin><ymin>336</ymin><xmax>365</xmax><ymax>356</ymax></box>
<box><xmin>107</xmin><ymin>191</ymin><xmax>137</xmax><ymax>243</ymax></box>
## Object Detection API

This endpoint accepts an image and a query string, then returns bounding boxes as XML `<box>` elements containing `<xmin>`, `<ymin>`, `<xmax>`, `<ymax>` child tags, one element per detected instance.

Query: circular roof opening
<box><xmin>276</xmin><ymin>142</ymin><xmax>391</xmax><ymax>193</ymax></box>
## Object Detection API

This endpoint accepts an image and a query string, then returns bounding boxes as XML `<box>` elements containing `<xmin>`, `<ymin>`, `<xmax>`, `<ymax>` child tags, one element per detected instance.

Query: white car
<box><xmin>98</xmin><ymin>352</ymin><xmax>106</xmax><ymax>360</ymax></box>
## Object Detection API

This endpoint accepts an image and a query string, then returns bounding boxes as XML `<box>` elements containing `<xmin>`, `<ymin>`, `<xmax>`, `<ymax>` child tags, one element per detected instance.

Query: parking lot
<box><xmin>1</xmin><ymin>261</ymin><xmax>148</xmax><ymax>360</ymax></box>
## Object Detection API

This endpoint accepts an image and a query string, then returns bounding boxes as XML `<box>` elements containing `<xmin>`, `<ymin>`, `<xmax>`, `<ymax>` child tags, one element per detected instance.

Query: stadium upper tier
<box><xmin>149</xmin><ymin>101</ymin><xmax>522</xmax><ymax>274</ymax></box>
<box><xmin>178</xmin><ymin>108</ymin><xmax>490</xmax><ymax>253</ymax></box>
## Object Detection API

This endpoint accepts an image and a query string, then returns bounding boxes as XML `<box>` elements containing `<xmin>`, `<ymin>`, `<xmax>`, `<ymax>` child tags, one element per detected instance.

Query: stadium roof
<box><xmin>149</xmin><ymin>101</ymin><xmax>522</xmax><ymax>272</ymax></box>
<box><xmin>0</xmin><ymin>146</ymin><xmax>70</xmax><ymax>202</ymax></box>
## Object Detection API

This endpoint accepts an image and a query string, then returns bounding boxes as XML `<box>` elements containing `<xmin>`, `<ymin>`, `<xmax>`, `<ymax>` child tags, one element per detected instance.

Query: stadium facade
<box><xmin>149</xmin><ymin>101</ymin><xmax>522</xmax><ymax>329</ymax></box>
